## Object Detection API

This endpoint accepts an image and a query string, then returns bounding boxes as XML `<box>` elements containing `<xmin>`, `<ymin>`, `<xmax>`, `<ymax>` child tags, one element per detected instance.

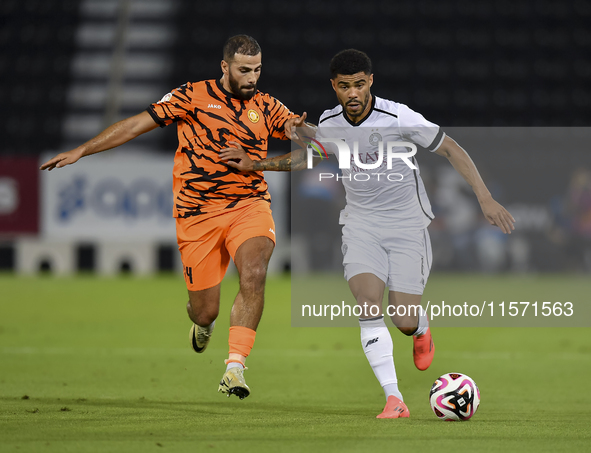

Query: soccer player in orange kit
<box><xmin>41</xmin><ymin>35</ymin><xmax>307</xmax><ymax>400</ymax></box>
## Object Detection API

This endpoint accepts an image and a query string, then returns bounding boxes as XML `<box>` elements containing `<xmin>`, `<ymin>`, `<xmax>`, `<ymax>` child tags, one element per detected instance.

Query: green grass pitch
<box><xmin>1</xmin><ymin>273</ymin><xmax>590</xmax><ymax>452</ymax></box>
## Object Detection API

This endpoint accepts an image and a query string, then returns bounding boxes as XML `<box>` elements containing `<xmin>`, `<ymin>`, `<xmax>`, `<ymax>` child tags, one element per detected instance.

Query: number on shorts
<box><xmin>185</xmin><ymin>266</ymin><xmax>193</xmax><ymax>284</ymax></box>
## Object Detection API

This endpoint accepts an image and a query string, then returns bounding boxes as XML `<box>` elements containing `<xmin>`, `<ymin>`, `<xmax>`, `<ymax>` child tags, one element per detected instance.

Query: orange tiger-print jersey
<box><xmin>147</xmin><ymin>79</ymin><xmax>295</xmax><ymax>218</ymax></box>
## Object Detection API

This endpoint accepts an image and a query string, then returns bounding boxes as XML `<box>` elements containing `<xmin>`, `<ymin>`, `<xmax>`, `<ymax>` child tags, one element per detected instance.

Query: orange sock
<box><xmin>227</xmin><ymin>326</ymin><xmax>256</xmax><ymax>365</ymax></box>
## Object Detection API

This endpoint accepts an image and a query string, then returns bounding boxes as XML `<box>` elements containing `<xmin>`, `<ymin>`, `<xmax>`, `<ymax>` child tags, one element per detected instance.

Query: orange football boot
<box><xmin>377</xmin><ymin>395</ymin><xmax>410</xmax><ymax>419</ymax></box>
<box><xmin>412</xmin><ymin>327</ymin><xmax>435</xmax><ymax>370</ymax></box>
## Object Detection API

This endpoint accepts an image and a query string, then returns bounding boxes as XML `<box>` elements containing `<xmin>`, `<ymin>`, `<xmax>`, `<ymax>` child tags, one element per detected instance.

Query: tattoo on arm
<box><xmin>252</xmin><ymin>148</ymin><xmax>307</xmax><ymax>172</ymax></box>
<box><xmin>253</xmin><ymin>154</ymin><xmax>292</xmax><ymax>171</ymax></box>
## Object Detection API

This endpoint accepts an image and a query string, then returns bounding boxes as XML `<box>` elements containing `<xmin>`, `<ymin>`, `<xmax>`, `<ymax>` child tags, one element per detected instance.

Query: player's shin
<box><xmin>218</xmin><ymin>326</ymin><xmax>256</xmax><ymax>399</ymax></box>
<box><xmin>226</xmin><ymin>325</ymin><xmax>256</xmax><ymax>370</ymax></box>
<box><xmin>359</xmin><ymin>316</ymin><xmax>403</xmax><ymax>401</ymax></box>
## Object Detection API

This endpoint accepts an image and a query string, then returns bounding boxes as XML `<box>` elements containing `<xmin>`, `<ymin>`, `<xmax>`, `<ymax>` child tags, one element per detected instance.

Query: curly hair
<box><xmin>329</xmin><ymin>49</ymin><xmax>372</xmax><ymax>78</ymax></box>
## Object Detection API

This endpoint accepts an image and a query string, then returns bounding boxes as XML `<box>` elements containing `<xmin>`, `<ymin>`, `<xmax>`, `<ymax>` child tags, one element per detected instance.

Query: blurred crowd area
<box><xmin>427</xmin><ymin>165</ymin><xmax>591</xmax><ymax>273</ymax></box>
<box><xmin>293</xmin><ymin>163</ymin><xmax>591</xmax><ymax>274</ymax></box>
<box><xmin>1</xmin><ymin>0</ymin><xmax>590</xmax><ymax>274</ymax></box>
<box><xmin>2</xmin><ymin>0</ymin><xmax>591</xmax><ymax>155</ymax></box>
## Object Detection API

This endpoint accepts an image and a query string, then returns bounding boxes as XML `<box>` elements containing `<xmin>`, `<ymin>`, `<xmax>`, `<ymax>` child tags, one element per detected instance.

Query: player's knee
<box><xmin>240</xmin><ymin>262</ymin><xmax>268</xmax><ymax>290</ymax></box>
<box><xmin>193</xmin><ymin>309</ymin><xmax>218</xmax><ymax>327</ymax></box>
<box><xmin>392</xmin><ymin>316</ymin><xmax>418</xmax><ymax>336</ymax></box>
<box><xmin>355</xmin><ymin>295</ymin><xmax>381</xmax><ymax>308</ymax></box>
<box><xmin>187</xmin><ymin>300</ymin><xmax>218</xmax><ymax>326</ymax></box>
<box><xmin>397</xmin><ymin>325</ymin><xmax>417</xmax><ymax>336</ymax></box>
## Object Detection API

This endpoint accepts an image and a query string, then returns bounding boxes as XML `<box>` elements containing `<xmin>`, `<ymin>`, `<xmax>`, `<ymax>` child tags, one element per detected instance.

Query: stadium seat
<box><xmin>97</xmin><ymin>242</ymin><xmax>158</xmax><ymax>276</ymax></box>
<box><xmin>16</xmin><ymin>239</ymin><xmax>76</xmax><ymax>275</ymax></box>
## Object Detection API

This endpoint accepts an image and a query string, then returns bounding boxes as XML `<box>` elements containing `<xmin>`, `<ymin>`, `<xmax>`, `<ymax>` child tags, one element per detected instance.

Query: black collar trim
<box><xmin>342</xmin><ymin>95</ymin><xmax>375</xmax><ymax>127</ymax></box>
<box><xmin>319</xmin><ymin>111</ymin><xmax>342</xmax><ymax>124</ymax></box>
<box><xmin>374</xmin><ymin>108</ymin><xmax>398</xmax><ymax>118</ymax></box>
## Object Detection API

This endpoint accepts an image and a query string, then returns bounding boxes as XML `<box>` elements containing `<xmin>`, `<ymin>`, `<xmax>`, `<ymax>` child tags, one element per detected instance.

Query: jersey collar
<box><xmin>342</xmin><ymin>95</ymin><xmax>375</xmax><ymax>127</ymax></box>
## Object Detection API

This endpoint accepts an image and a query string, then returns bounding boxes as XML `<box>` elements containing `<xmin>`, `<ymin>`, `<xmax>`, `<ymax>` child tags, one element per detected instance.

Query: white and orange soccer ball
<box><xmin>429</xmin><ymin>372</ymin><xmax>480</xmax><ymax>421</ymax></box>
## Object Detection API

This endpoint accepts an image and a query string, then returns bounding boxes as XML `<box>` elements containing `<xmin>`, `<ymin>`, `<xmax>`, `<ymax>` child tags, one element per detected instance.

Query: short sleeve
<box><xmin>398</xmin><ymin>104</ymin><xmax>445</xmax><ymax>152</ymax></box>
<box><xmin>266</xmin><ymin>96</ymin><xmax>297</xmax><ymax>140</ymax></box>
<box><xmin>146</xmin><ymin>83</ymin><xmax>193</xmax><ymax>128</ymax></box>
<box><xmin>315</xmin><ymin>110</ymin><xmax>343</xmax><ymax>155</ymax></box>
<box><xmin>314</xmin><ymin>124</ymin><xmax>340</xmax><ymax>156</ymax></box>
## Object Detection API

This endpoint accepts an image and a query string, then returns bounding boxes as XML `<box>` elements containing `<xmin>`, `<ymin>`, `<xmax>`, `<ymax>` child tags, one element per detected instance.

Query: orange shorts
<box><xmin>176</xmin><ymin>200</ymin><xmax>276</xmax><ymax>291</ymax></box>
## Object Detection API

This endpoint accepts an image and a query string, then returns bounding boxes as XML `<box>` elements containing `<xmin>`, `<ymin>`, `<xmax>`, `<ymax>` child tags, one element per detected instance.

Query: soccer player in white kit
<box><xmin>318</xmin><ymin>49</ymin><xmax>515</xmax><ymax>418</ymax></box>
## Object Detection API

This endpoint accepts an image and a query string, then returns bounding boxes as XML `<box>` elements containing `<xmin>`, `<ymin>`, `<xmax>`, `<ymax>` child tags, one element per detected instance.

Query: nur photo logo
<box><xmin>305</xmin><ymin>138</ymin><xmax>418</xmax><ymax>171</ymax></box>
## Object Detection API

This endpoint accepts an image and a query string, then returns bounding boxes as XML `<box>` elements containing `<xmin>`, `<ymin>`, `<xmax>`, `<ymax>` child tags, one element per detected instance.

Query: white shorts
<box><xmin>341</xmin><ymin>217</ymin><xmax>432</xmax><ymax>295</ymax></box>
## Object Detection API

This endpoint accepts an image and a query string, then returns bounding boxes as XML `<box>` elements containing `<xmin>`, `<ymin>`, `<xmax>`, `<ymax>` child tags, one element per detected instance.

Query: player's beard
<box><xmin>228</xmin><ymin>73</ymin><xmax>257</xmax><ymax>101</ymax></box>
<box><xmin>345</xmin><ymin>92</ymin><xmax>370</xmax><ymax>120</ymax></box>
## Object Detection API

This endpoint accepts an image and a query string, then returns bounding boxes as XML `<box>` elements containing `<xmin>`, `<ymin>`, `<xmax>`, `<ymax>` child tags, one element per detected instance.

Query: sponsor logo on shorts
<box><xmin>269</xmin><ymin>228</ymin><xmax>275</xmax><ymax>235</ymax></box>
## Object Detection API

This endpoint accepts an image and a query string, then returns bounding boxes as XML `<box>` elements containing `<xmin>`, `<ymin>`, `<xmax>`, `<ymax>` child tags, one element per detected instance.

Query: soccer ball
<box><xmin>429</xmin><ymin>372</ymin><xmax>480</xmax><ymax>421</ymax></box>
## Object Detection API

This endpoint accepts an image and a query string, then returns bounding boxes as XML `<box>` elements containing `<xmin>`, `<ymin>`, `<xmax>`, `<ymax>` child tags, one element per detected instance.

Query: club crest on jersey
<box><xmin>369</xmin><ymin>132</ymin><xmax>382</xmax><ymax>146</ymax></box>
<box><xmin>247</xmin><ymin>109</ymin><xmax>260</xmax><ymax>123</ymax></box>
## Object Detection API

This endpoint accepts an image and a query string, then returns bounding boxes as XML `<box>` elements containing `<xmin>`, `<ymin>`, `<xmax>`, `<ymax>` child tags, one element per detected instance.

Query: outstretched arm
<box><xmin>219</xmin><ymin>114</ymin><xmax>316</xmax><ymax>172</ymax></box>
<box><xmin>219</xmin><ymin>142</ymin><xmax>308</xmax><ymax>171</ymax></box>
<box><xmin>253</xmin><ymin>148</ymin><xmax>308</xmax><ymax>171</ymax></box>
<box><xmin>40</xmin><ymin>111</ymin><xmax>159</xmax><ymax>171</ymax></box>
<box><xmin>435</xmin><ymin>135</ymin><xmax>516</xmax><ymax>234</ymax></box>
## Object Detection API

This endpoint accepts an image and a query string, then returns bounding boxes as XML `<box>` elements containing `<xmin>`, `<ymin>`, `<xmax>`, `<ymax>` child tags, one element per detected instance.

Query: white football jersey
<box><xmin>317</xmin><ymin>96</ymin><xmax>445</xmax><ymax>229</ymax></box>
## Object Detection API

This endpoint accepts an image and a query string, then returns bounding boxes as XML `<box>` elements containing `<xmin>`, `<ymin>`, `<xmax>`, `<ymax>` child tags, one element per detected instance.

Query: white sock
<box><xmin>225</xmin><ymin>362</ymin><xmax>244</xmax><ymax>372</ymax></box>
<box><xmin>413</xmin><ymin>308</ymin><xmax>429</xmax><ymax>337</ymax></box>
<box><xmin>359</xmin><ymin>316</ymin><xmax>403</xmax><ymax>401</ymax></box>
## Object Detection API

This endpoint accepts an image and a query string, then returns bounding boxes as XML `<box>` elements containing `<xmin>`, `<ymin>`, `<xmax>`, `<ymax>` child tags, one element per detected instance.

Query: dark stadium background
<box><xmin>1</xmin><ymin>0</ymin><xmax>590</xmax><ymax>273</ymax></box>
